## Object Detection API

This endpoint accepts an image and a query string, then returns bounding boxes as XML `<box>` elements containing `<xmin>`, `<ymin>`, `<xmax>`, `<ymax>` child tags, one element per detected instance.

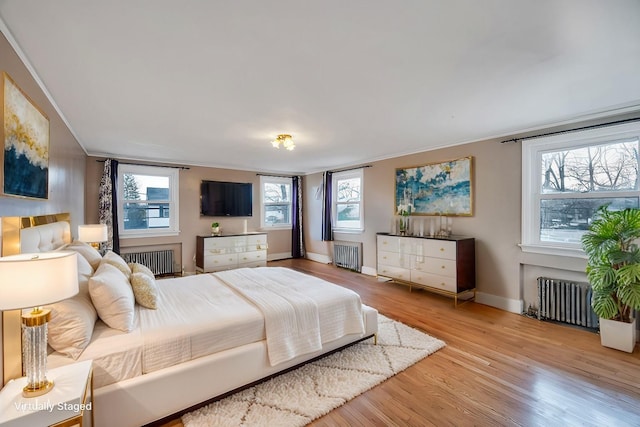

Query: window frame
<box><xmin>260</xmin><ymin>175</ymin><xmax>293</xmax><ymax>230</ymax></box>
<box><xmin>521</xmin><ymin>121</ymin><xmax>640</xmax><ymax>257</ymax></box>
<box><xmin>117</xmin><ymin>164</ymin><xmax>180</xmax><ymax>239</ymax></box>
<box><xmin>332</xmin><ymin>168</ymin><xmax>364</xmax><ymax>233</ymax></box>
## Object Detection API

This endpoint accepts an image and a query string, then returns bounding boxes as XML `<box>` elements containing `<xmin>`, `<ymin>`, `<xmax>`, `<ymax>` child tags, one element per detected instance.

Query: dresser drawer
<box><xmin>377</xmin><ymin>235</ymin><xmax>402</xmax><ymax>253</ymax></box>
<box><xmin>411</xmin><ymin>271</ymin><xmax>457</xmax><ymax>293</ymax></box>
<box><xmin>203</xmin><ymin>236</ymin><xmax>240</xmax><ymax>251</ymax></box>
<box><xmin>246</xmin><ymin>234</ymin><xmax>268</xmax><ymax>247</ymax></box>
<box><xmin>412</xmin><ymin>256</ymin><xmax>457</xmax><ymax>277</ymax></box>
<box><xmin>203</xmin><ymin>253</ymin><xmax>238</xmax><ymax>270</ymax></box>
<box><xmin>377</xmin><ymin>264</ymin><xmax>411</xmax><ymax>281</ymax></box>
<box><xmin>238</xmin><ymin>250</ymin><xmax>266</xmax><ymax>264</ymax></box>
<box><xmin>377</xmin><ymin>250</ymin><xmax>411</xmax><ymax>269</ymax></box>
<box><xmin>416</xmin><ymin>239</ymin><xmax>457</xmax><ymax>260</ymax></box>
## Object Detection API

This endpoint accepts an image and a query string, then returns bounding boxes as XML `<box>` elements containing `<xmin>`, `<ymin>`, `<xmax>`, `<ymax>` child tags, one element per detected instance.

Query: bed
<box><xmin>5</xmin><ymin>219</ymin><xmax>378</xmax><ymax>427</ymax></box>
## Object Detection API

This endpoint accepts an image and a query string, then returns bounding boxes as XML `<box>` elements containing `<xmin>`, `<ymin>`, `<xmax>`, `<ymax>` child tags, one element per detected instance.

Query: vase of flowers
<box><xmin>397</xmin><ymin>206</ymin><xmax>411</xmax><ymax>235</ymax></box>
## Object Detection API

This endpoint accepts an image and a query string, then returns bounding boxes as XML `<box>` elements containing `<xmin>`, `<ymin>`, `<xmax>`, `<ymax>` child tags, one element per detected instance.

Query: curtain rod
<box><xmin>500</xmin><ymin>117</ymin><xmax>640</xmax><ymax>144</ymax></box>
<box><xmin>329</xmin><ymin>164</ymin><xmax>372</xmax><ymax>173</ymax></box>
<box><xmin>96</xmin><ymin>159</ymin><xmax>190</xmax><ymax>170</ymax></box>
<box><xmin>256</xmin><ymin>173</ymin><xmax>297</xmax><ymax>178</ymax></box>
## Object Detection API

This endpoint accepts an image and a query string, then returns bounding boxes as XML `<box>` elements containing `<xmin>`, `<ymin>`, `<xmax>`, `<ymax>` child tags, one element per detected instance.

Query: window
<box><xmin>333</xmin><ymin>169</ymin><xmax>364</xmax><ymax>232</ymax></box>
<box><xmin>117</xmin><ymin>164</ymin><xmax>180</xmax><ymax>238</ymax></box>
<box><xmin>521</xmin><ymin>121</ymin><xmax>640</xmax><ymax>257</ymax></box>
<box><xmin>260</xmin><ymin>176</ymin><xmax>292</xmax><ymax>229</ymax></box>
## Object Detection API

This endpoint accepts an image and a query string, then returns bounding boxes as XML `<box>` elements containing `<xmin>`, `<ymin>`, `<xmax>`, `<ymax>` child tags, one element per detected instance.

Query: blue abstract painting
<box><xmin>2</xmin><ymin>73</ymin><xmax>49</xmax><ymax>199</ymax></box>
<box><xmin>396</xmin><ymin>157</ymin><xmax>473</xmax><ymax>216</ymax></box>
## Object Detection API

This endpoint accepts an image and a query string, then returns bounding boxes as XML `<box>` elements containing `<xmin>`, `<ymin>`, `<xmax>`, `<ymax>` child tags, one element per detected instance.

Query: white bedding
<box><xmin>215</xmin><ymin>267</ymin><xmax>364</xmax><ymax>365</ymax></box>
<box><xmin>49</xmin><ymin>267</ymin><xmax>366</xmax><ymax>389</ymax></box>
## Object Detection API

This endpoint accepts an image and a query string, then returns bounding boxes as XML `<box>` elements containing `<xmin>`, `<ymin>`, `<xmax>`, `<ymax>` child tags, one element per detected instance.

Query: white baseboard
<box><xmin>267</xmin><ymin>252</ymin><xmax>292</xmax><ymax>262</ymax></box>
<box><xmin>361</xmin><ymin>266</ymin><xmax>376</xmax><ymax>276</ymax></box>
<box><xmin>475</xmin><ymin>292</ymin><xmax>523</xmax><ymax>314</ymax></box>
<box><xmin>305</xmin><ymin>252</ymin><xmax>332</xmax><ymax>264</ymax></box>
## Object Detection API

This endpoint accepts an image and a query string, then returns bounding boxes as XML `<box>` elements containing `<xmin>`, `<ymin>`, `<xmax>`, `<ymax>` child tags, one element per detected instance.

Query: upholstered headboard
<box><xmin>1</xmin><ymin>214</ymin><xmax>72</xmax><ymax>386</ymax></box>
<box><xmin>19</xmin><ymin>221</ymin><xmax>71</xmax><ymax>253</ymax></box>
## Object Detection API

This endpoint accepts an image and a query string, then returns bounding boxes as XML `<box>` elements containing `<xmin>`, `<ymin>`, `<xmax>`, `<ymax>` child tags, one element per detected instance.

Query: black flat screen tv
<box><xmin>200</xmin><ymin>180</ymin><xmax>253</xmax><ymax>217</ymax></box>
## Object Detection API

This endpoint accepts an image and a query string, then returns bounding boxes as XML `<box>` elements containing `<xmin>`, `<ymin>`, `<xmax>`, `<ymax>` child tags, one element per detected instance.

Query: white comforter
<box><xmin>214</xmin><ymin>267</ymin><xmax>364</xmax><ymax>366</ymax></box>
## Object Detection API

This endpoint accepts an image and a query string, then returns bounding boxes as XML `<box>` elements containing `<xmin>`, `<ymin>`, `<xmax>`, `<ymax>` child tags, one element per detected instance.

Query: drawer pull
<box><xmin>441</xmin><ymin>265</ymin><xmax>446</xmax><ymax>269</ymax></box>
<box><xmin>440</xmin><ymin>248</ymin><xmax>445</xmax><ymax>252</ymax></box>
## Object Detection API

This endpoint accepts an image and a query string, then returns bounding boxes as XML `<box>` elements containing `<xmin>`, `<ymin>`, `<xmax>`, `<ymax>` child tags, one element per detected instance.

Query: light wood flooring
<box><xmin>161</xmin><ymin>259</ymin><xmax>640</xmax><ymax>427</ymax></box>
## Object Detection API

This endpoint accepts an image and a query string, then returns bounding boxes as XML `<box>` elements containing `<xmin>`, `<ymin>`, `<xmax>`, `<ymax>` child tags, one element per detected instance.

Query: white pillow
<box><xmin>64</xmin><ymin>240</ymin><xmax>102</xmax><ymax>271</ymax></box>
<box><xmin>46</xmin><ymin>276</ymin><xmax>97</xmax><ymax>359</ymax></box>
<box><xmin>76</xmin><ymin>250</ymin><xmax>94</xmax><ymax>279</ymax></box>
<box><xmin>102</xmin><ymin>251</ymin><xmax>132</xmax><ymax>278</ymax></box>
<box><xmin>89</xmin><ymin>263</ymin><xmax>136</xmax><ymax>332</ymax></box>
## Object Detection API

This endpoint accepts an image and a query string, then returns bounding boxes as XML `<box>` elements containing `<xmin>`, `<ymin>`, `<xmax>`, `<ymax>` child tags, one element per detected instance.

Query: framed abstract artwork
<box><xmin>395</xmin><ymin>156</ymin><xmax>474</xmax><ymax>216</ymax></box>
<box><xmin>1</xmin><ymin>72</ymin><xmax>50</xmax><ymax>199</ymax></box>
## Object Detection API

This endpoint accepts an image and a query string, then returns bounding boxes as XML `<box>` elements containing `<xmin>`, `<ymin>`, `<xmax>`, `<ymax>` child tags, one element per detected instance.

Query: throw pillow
<box><xmin>89</xmin><ymin>263</ymin><xmax>136</xmax><ymax>332</ymax></box>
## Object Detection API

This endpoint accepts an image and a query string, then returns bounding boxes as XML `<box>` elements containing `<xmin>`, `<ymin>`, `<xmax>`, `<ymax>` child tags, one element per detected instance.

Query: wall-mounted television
<box><xmin>200</xmin><ymin>180</ymin><xmax>253</xmax><ymax>217</ymax></box>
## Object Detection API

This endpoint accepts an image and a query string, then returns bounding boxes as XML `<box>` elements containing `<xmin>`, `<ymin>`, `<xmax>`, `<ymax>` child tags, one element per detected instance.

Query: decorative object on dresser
<box><xmin>376</xmin><ymin>232</ymin><xmax>475</xmax><ymax>306</ymax></box>
<box><xmin>0</xmin><ymin>251</ymin><xmax>78</xmax><ymax>397</ymax></box>
<box><xmin>78</xmin><ymin>223</ymin><xmax>108</xmax><ymax>249</ymax></box>
<box><xmin>211</xmin><ymin>221</ymin><xmax>220</xmax><ymax>236</ymax></box>
<box><xmin>395</xmin><ymin>156</ymin><xmax>473</xmax><ymax>216</ymax></box>
<box><xmin>196</xmin><ymin>233</ymin><xmax>268</xmax><ymax>273</ymax></box>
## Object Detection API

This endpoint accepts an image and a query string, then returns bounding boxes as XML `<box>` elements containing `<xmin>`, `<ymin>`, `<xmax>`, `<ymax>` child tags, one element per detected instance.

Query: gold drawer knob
<box><xmin>440</xmin><ymin>248</ymin><xmax>445</xmax><ymax>252</ymax></box>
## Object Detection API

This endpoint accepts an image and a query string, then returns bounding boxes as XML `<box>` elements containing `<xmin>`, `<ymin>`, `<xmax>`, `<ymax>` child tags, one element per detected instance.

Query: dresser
<box><xmin>376</xmin><ymin>233</ymin><xmax>475</xmax><ymax>306</ymax></box>
<box><xmin>196</xmin><ymin>233</ymin><xmax>268</xmax><ymax>273</ymax></box>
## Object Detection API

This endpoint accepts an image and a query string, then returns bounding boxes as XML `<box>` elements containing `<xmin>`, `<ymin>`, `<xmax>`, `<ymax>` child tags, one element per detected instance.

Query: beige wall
<box><xmin>0</xmin><ymin>31</ymin><xmax>86</xmax><ymax>387</ymax></box>
<box><xmin>85</xmin><ymin>158</ymin><xmax>293</xmax><ymax>273</ymax></box>
<box><xmin>0</xmin><ymin>32</ymin><xmax>85</xmax><ymax>226</ymax></box>
<box><xmin>303</xmin><ymin>134</ymin><xmax>592</xmax><ymax>314</ymax></box>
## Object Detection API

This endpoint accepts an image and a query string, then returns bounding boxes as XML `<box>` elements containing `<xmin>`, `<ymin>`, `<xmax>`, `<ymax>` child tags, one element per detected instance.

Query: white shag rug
<box><xmin>182</xmin><ymin>315</ymin><xmax>446</xmax><ymax>427</ymax></box>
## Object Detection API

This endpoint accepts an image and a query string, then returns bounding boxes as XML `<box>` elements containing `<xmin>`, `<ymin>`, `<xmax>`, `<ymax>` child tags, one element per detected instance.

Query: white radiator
<box><xmin>537</xmin><ymin>277</ymin><xmax>599</xmax><ymax>329</ymax></box>
<box><xmin>122</xmin><ymin>249</ymin><xmax>174</xmax><ymax>276</ymax></box>
<box><xmin>333</xmin><ymin>241</ymin><xmax>362</xmax><ymax>272</ymax></box>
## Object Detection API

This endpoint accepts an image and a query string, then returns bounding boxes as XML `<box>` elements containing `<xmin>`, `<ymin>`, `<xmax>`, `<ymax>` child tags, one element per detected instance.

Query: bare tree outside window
<box><xmin>539</xmin><ymin>138</ymin><xmax>639</xmax><ymax>243</ymax></box>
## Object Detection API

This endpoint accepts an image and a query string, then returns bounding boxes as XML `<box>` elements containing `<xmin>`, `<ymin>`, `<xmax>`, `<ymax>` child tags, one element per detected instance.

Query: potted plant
<box><xmin>581</xmin><ymin>205</ymin><xmax>640</xmax><ymax>352</ymax></box>
<box><xmin>211</xmin><ymin>222</ymin><xmax>220</xmax><ymax>236</ymax></box>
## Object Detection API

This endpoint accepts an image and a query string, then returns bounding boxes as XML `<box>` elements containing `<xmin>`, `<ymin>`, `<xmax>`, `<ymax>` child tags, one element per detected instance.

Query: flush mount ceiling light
<box><xmin>271</xmin><ymin>134</ymin><xmax>295</xmax><ymax>151</ymax></box>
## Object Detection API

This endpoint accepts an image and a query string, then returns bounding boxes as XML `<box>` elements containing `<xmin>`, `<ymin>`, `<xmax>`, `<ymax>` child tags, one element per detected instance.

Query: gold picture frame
<box><xmin>395</xmin><ymin>156</ymin><xmax>474</xmax><ymax>216</ymax></box>
<box><xmin>1</xmin><ymin>72</ymin><xmax>50</xmax><ymax>199</ymax></box>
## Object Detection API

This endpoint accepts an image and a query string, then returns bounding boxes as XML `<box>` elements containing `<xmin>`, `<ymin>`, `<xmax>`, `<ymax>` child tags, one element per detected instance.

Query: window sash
<box><xmin>522</xmin><ymin>121</ymin><xmax>640</xmax><ymax>256</ymax></box>
<box><xmin>117</xmin><ymin>165</ymin><xmax>179</xmax><ymax>238</ymax></box>
<box><xmin>332</xmin><ymin>170</ymin><xmax>364</xmax><ymax>232</ymax></box>
<box><xmin>260</xmin><ymin>176</ymin><xmax>292</xmax><ymax>228</ymax></box>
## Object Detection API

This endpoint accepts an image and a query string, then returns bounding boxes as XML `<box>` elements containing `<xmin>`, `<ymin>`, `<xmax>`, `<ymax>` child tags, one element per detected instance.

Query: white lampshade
<box><xmin>0</xmin><ymin>251</ymin><xmax>79</xmax><ymax>310</ymax></box>
<box><xmin>78</xmin><ymin>224</ymin><xmax>108</xmax><ymax>243</ymax></box>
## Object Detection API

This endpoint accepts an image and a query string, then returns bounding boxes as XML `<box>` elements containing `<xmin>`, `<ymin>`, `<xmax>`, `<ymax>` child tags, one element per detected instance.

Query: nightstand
<box><xmin>0</xmin><ymin>360</ymin><xmax>93</xmax><ymax>427</ymax></box>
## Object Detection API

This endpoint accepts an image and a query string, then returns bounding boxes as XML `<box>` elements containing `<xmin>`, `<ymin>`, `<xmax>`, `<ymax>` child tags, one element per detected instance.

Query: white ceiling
<box><xmin>1</xmin><ymin>0</ymin><xmax>639</xmax><ymax>175</ymax></box>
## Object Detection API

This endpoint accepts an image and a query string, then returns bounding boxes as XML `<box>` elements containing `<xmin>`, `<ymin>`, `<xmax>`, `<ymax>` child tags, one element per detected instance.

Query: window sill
<box><xmin>332</xmin><ymin>228</ymin><xmax>364</xmax><ymax>235</ymax></box>
<box><xmin>120</xmin><ymin>230</ymin><xmax>180</xmax><ymax>239</ymax></box>
<box><xmin>519</xmin><ymin>243</ymin><xmax>586</xmax><ymax>259</ymax></box>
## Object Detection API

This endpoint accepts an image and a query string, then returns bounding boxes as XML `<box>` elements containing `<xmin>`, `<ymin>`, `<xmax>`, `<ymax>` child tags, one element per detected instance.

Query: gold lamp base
<box><xmin>23</xmin><ymin>380</ymin><xmax>54</xmax><ymax>397</ymax></box>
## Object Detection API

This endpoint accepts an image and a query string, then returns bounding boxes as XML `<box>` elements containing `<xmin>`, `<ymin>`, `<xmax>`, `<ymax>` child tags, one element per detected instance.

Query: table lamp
<box><xmin>0</xmin><ymin>251</ymin><xmax>78</xmax><ymax>397</ymax></box>
<box><xmin>78</xmin><ymin>224</ymin><xmax>108</xmax><ymax>249</ymax></box>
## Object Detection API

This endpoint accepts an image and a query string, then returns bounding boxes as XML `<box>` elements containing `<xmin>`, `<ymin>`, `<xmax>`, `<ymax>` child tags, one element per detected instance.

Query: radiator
<box><xmin>333</xmin><ymin>241</ymin><xmax>362</xmax><ymax>272</ymax></box>
<box><xmin>537</xmin><ymin>277</ymin><xmax>599</xmax><ymax>329</ymax></box>
<box><xmin>122</xmin><ymin>249</ymin><xmax>174</xmax><ymax>276</ymax></box>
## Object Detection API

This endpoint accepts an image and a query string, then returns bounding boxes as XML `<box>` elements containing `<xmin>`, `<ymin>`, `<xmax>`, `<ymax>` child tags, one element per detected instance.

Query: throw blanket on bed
<box><xmin>214</xmin><ymin>267</ymin><xmax>364</xmax><ymax>366</ymax></box>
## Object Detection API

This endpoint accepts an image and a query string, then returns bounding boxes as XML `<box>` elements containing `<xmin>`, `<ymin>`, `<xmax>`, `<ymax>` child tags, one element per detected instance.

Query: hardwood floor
<box><xmin>162</xmin><ymin>259</ymin><xmax>640</xmax><ymax>427</ymax></box>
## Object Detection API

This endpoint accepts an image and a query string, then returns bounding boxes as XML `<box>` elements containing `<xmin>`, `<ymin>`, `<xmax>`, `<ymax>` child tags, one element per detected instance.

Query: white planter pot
<box><xmin>599</xmin><ymin>317</ymin><xmax>637</xmax><ymax>353</ymax></box>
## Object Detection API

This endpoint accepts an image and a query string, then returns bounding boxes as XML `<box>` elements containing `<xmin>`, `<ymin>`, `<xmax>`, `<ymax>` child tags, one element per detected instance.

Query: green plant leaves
<box><xmin>582</xmin><ymin>206</ymin><xmax>640</xmax><ymax>321</ymax></box>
